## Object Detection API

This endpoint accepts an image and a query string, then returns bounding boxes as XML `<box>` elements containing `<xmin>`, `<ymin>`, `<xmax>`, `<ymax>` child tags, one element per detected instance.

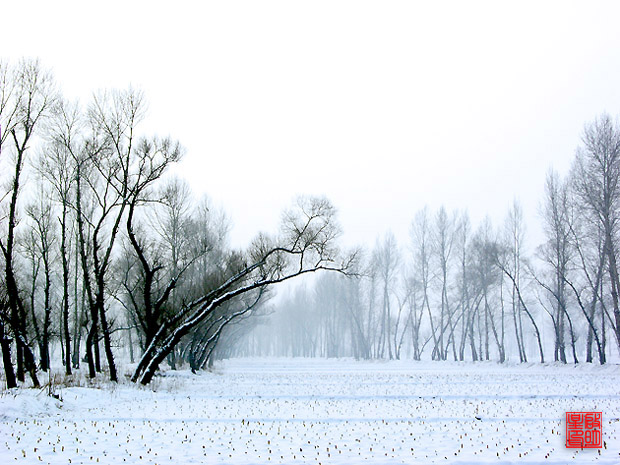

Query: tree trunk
<box><xmin>86</xmin><ymin>319</ymin><xmax>98</xmax><ymax>378</ymax></box>
<box><xmin>605</xmin><ymin>229</ymin><xmax>620</xmax><ymax>354</ymax></box>
<box><xmin>0</xmin><ymin>320</ymin><xmax>17</xmax><ymax>389</ymax></box>
<box><xmin>61</xmin><ymin>206</ymin><xmax>72</xmax><ymax>375</ymax></box>
<box><xmin>512</xmin><ymin>285</ymin><xmax>525</xmax><ymax>362</ymax></box>
<box><xmin>99</xmin><ymin>298</ymin><xmax>117</xmax><ymax>382</ymax></box>
<box><xmin>40</xmin><ymin>253</ymin><xmax>52</xmax><ymax>372</ymax></box>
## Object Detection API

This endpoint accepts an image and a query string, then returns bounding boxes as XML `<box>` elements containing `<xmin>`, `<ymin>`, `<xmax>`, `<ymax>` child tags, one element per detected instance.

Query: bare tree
<box><xmin>24</xmin><ymin>192</ymin><xmax>57</xmax><ymax>371</ymax></box>
<box><xmin>565</xmin><ymin>202</ymin><xmax>607</xmax><ymax>364</ymax></box>
<box><xmin>432</xmin><ymin>207</ymin><xmax>457</xmax><ymax>360</ymax></box>
<box><xmin>0</xmin><ymin>59</ymin><xmax>55</xmax><ymax>387</ymax></box>
<box><xmin>411</xmin><ymin>207</ymin><xmax>438</xmax><ymax>359</ymax></box>
<box><xmin>132</xmin><ymin>196</ymin><xmax>353</xmax><ymax>385</ymax></box>
<box><xmin>372</xmin><ymin>232</ymin><xmax>399</xmax><ymax>359</ymax></box>
<box><xmin>572</xmin><ymin>114</ymin><xmax>620</xmax><ymax>353</ymax></box>
<box><xmin>402</xmin><ymin>274</ymin><xmax>425</xmax><ymax>360</ymax></box>
<box><xmin>57</xmin><ymin>87</ymin><xmax>176</xmax><ymax>382</ymax></box>
<box><xmin>538</xmin><ymin>170</ymin><xmax>576</xmax><ymax>363</ymax></box>
<box><xmin>504</xmin><ymin>200</ymin><xmax>528</xmax><ymax>362</ymax></box>
<box><xmin>342</xmin><ymin>258</ymin><xmax>373</xmax><ymax>360</ymax></box>
<box><xmin>455</xmin><ymin>211</ymin><xmax>472</xmax><ymax>361</ymax></box>
<box><xmin>39</xmin><ymin>99</ymin><xmax>81</xmax><ymax>375</ymax></box>
<box><xmin>491</xmin><ymin>240</ymin><xmax>545</xmax><ymax>363</ymax></box>
<box><xmin>469</xmin><ymin>217</ymin><xmax>506</xmax><ymax>362</ymax></box>
<box><xmin>123</xmin><ymin>140</ymin><xmax>184</xmax><ymax>352</ymax></box>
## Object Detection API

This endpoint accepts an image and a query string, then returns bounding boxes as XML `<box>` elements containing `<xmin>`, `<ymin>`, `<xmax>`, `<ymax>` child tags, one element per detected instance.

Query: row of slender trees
<box><xmin>1</xmin><ymin>58</ymin><xmax>619</xmax><ymax>391</ymax></box>
<box><xmin>0</xmin><ymin>59</ymin><xmax>350</xmax><ymax>388</ymax></box>
<box><xmin>235</xmin><ymin>116</ymin><xmax>620</xmax><ymax>365</ymax></box>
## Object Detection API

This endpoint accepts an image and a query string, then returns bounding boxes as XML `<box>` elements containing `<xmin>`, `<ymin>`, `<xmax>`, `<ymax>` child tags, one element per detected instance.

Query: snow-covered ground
<box><xmin>1</xmin><ymin>358</ymin><xmax>619</xmax><ymax>464</ymax></box>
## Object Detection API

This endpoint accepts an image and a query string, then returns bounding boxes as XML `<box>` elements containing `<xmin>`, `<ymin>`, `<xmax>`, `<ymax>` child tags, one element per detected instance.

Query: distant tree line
<box><xmin>0</xmin><ymin>59</ymin><xmax>350</xmax><ymax>388</ymax></box>
<box><xmin>235</xmin><ymin>116</ymin><xmax>620</xmax><ymax>365</ymax></box>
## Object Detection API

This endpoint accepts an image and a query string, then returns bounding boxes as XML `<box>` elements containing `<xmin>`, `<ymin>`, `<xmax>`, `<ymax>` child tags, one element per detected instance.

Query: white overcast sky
<box><xmin>3</xmin><ymin>1</ymin><xmax>620</xmax><ymax>254</ymax></box>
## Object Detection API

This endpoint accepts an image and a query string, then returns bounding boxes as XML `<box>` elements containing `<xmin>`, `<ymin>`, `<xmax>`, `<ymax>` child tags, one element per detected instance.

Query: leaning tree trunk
<box><xmin>503</xmin><ymin>267</ymin><xmax>544</xmax><ymax>363</ymax></box>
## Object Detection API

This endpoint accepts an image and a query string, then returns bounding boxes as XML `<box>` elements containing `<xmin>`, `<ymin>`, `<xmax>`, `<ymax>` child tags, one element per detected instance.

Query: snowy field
<box><xmin>1</xmin><ymin>358</ymin><xmax>619</xmax><ymax>464</ymax></box>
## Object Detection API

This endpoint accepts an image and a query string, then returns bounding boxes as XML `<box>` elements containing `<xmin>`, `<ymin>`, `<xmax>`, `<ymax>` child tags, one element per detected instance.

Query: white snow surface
<box><xmin>1</xmin><ymin>358</ymin><xmax>619</xmax><ymax>464</ymax></box>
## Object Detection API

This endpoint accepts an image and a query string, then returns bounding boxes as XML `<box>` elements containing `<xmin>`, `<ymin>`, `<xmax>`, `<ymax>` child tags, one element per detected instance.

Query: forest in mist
<box><xmin>1</xmin><ymin>58</ymin><xmax>620</xmax><ymax>391</ymax></box>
